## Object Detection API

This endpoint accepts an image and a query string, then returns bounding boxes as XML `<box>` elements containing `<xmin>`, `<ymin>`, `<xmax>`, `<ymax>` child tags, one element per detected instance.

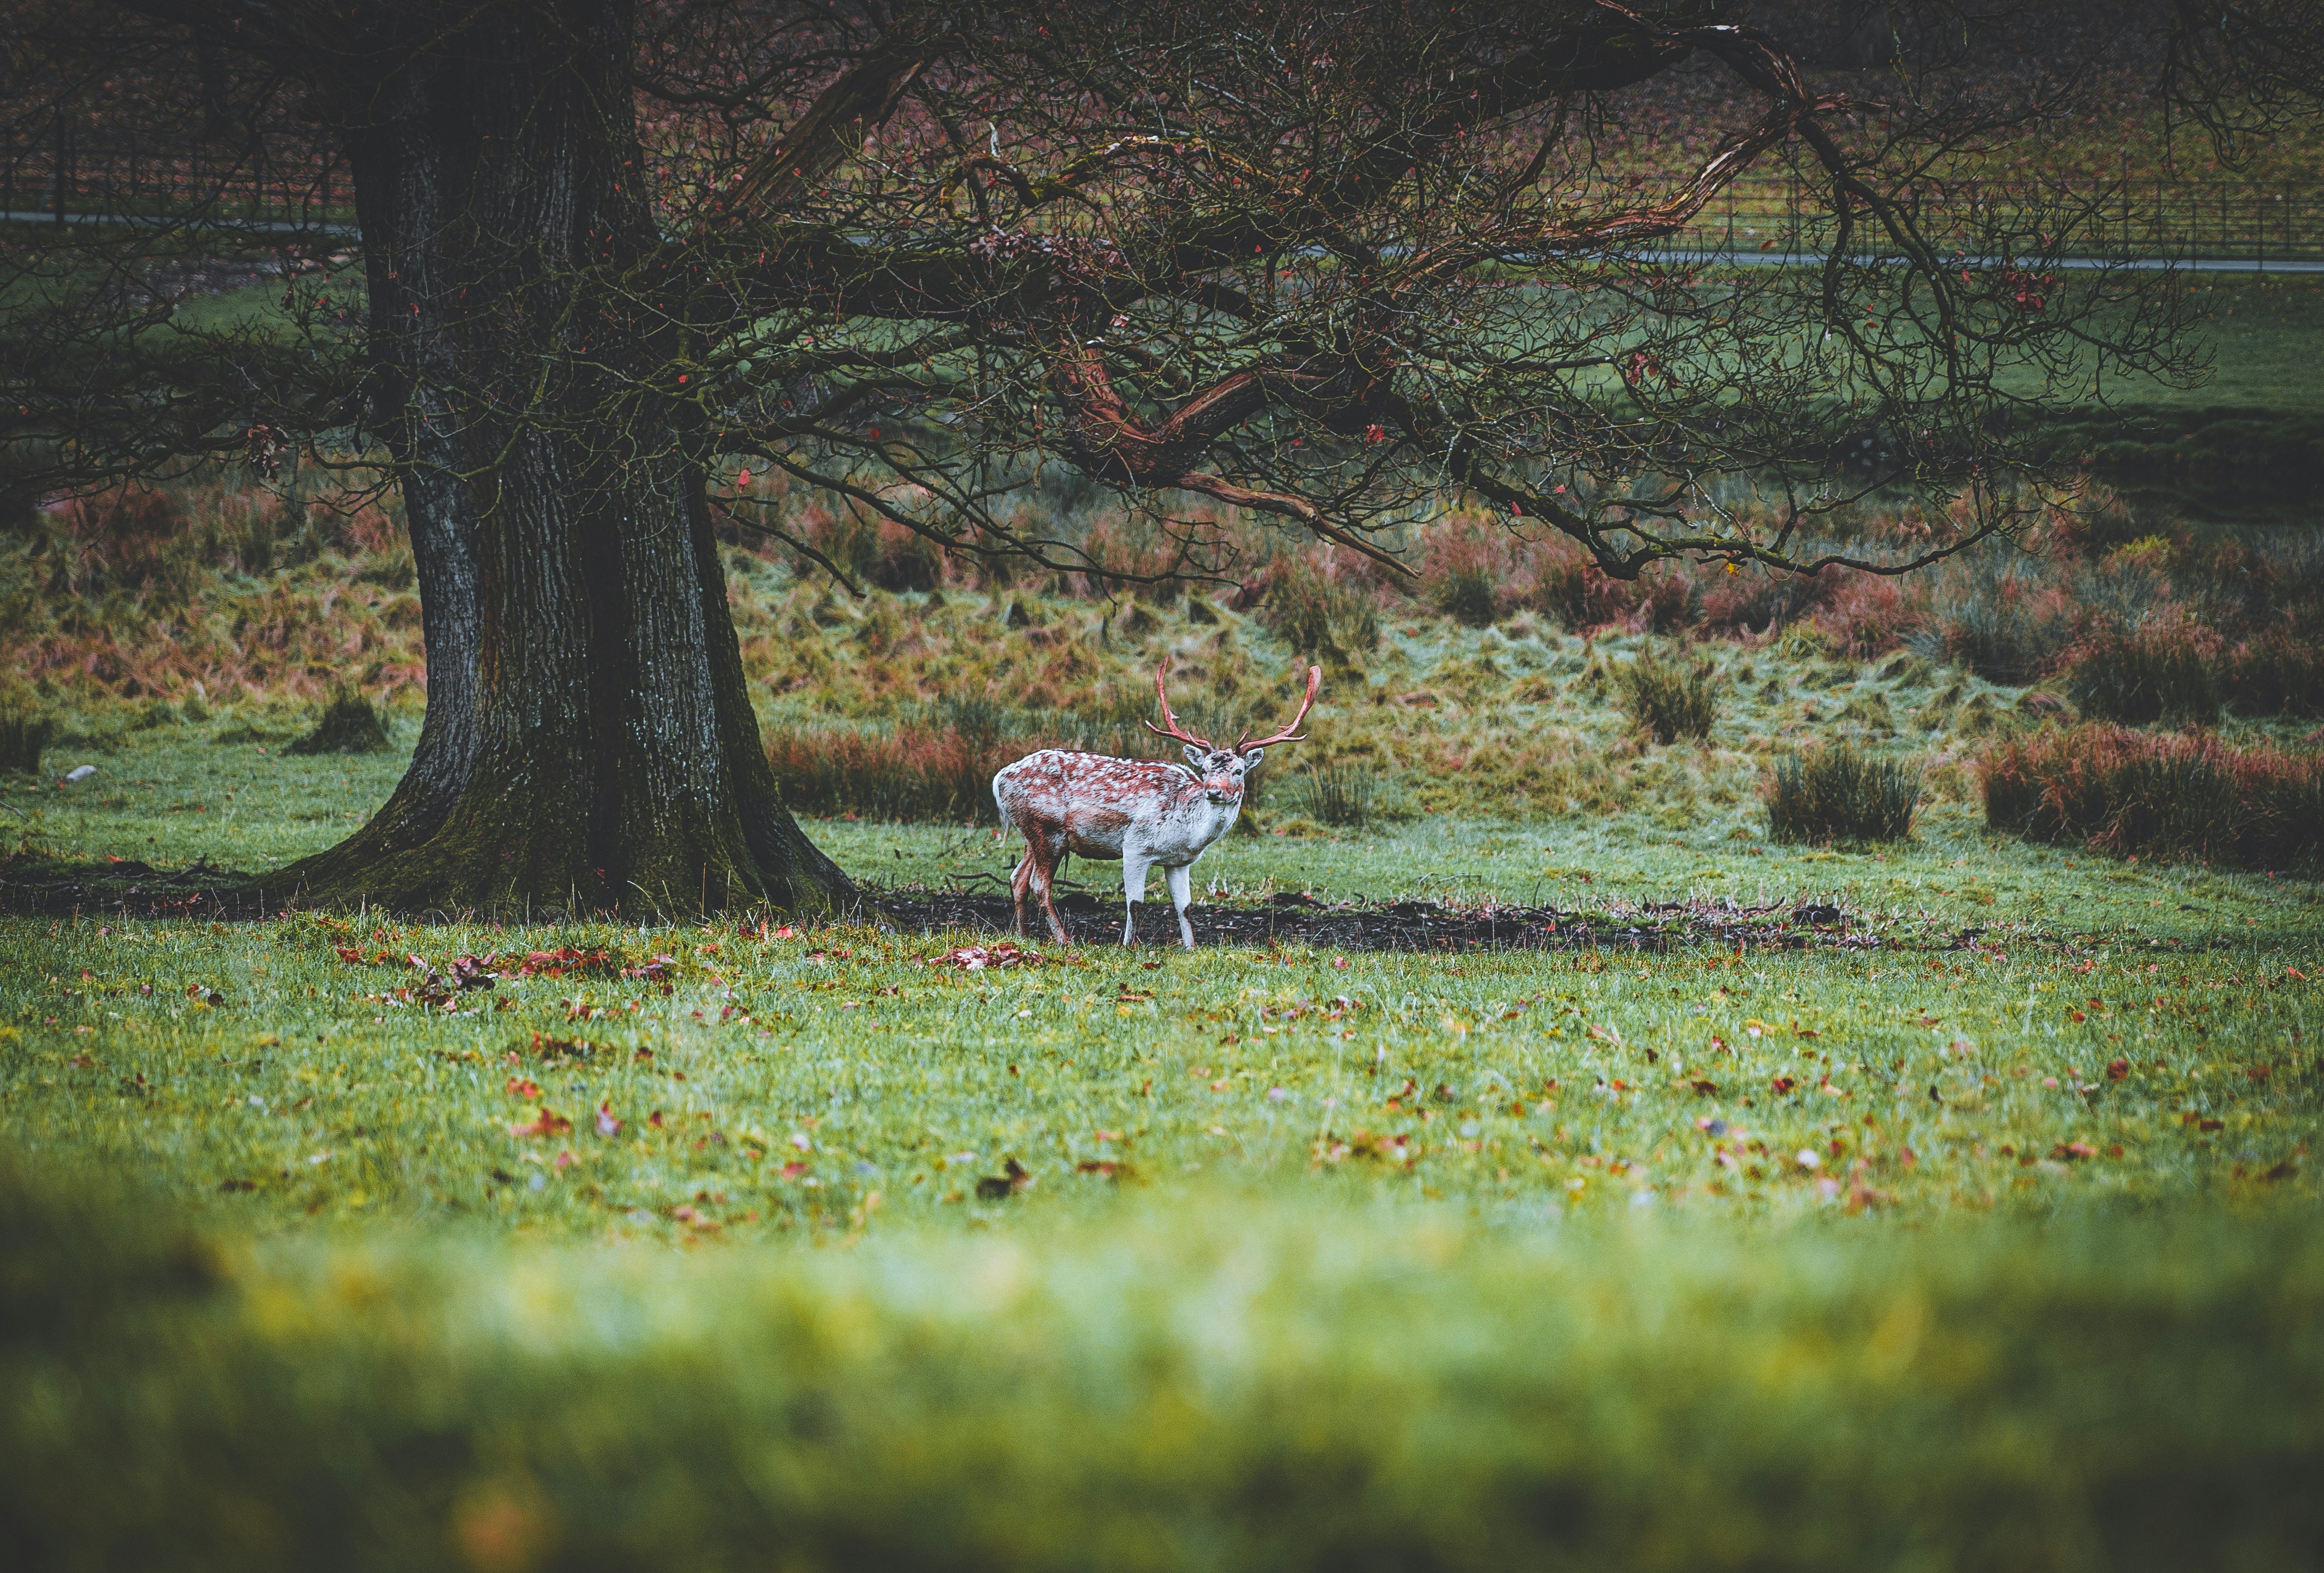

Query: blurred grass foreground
<box><xmin>3</xmin><ymin>1150</ymin><xmax>2321</xmax><ymax>1572</ymax></box>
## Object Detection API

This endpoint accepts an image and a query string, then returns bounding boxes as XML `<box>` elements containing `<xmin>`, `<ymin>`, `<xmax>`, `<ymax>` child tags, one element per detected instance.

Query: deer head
<box><xmin>1144</xmin><ymin>660</ymin><xmax>1321</xmax><ymax>804</ymax></box>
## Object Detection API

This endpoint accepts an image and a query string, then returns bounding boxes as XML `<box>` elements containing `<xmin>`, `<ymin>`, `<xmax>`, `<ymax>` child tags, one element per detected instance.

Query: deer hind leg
<box><xmin>1165</xmin><ymin>862</ymin><xmax>1195</xmax><ymax>950</ymax></box>
<box><xmin>1009</xmin><ymin>838</ymin><xmax>1037</xmax><ymax>938</ymax></box>
<box><xmin>1032</xmin><ymin>836</ymin><xmax>1072</xmax><ymax>945</ymax></box>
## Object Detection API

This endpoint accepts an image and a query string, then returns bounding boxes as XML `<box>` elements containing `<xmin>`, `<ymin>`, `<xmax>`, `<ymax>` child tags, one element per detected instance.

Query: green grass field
<box><xmin>8</xmin><ymin>280</ymin><xmax>2324</xmax><ymax>1569</ymax></box>
<box><xmin>7</xmin><ymin>616</ymin><xmax>2322</xmax><ymax>1563</ymax></box>
<box><xmin>4</xmin><ymin>848</ymin><xmax>2320</xmax><ymax>1567</ymax></box>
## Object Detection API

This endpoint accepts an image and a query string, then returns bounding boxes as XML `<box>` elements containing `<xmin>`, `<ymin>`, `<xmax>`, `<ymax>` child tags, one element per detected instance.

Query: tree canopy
<box><xmin>3</xmin><ymin>2</ymin><xmax>2259</xmax><ymax>583</ymax></box>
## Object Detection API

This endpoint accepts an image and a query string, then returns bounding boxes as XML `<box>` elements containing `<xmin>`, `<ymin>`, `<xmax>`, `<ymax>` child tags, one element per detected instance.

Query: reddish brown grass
<box><xmin>1981</xmin><ymin>724</ymin><xmax>2323</xmax><ymax>873</ymax></box>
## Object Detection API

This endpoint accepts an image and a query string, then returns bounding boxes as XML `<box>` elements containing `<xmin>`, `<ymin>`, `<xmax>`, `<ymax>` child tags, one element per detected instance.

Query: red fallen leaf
<box><xmin>1771</xmin><ymin>1076</ymin><xmax>1797</xmax><ymax>1095</ymax></box>
<box><xmin>1076</xmin><ymin>1159</ymin><xmax>1128</xmax><ymax>1178</ymax></box>
<box><xmin>2263</xmin><ymin>1160</ymin><xmax>2299</xmax><ymax>1182</ymax></box>
<box><xmin>621</xmin><ymin>954</ymin><xmax>679</xmax><ymax>984</ymax></box>
<box><xmin>2107</xmin><ymin>1145</ymin><xmax>2125</xmax><ymax>1159</ymax></box>
<box><xmin>670</xmin><ymin>1204</ymin><xmax>702</xmax><ymax>1223</ymax></box>
<box><xmin>648</xmin><ymin>1109</ymin><xmax>666</xmax><ymax>1128</ymax></box>
<box><xmin>2289</xmin><ymin>966</ymin><xmax>2308</xmax><ymax>981</ymax></box>
<box><xmin>505</xmin><ymin>1077</ymin><xmax>542</xmax><ymax>1098</ymax></box>
<box><xmin>2248</xmin><ymin>1065</ymin><xmax>2272</xmax><ymax>1083</ymax></box>
<box><xmin>2053</xmin><ymin>1141</ymin><xmax>2100</xmax><ymax>1161</ymax></box>
<box><xmin>515</xmin><ymin>946</ymin><xmax>618</xmax><ymax>980</ymax></box>
<box><xmin>2107</xmin><ymin>1058</ymin><xmax>2131</xmax><ymax>1081</ymax></box>
<box><xmin>333</xmin><ymin>946</ymin><xmax>364</xmax><ymax>964</ymax></box>
<box><xmin>509</xmin><ymin>1107</ymin><xmax>572</xmax><ymax>1138</ymax></box>
<box><xmin>927</xmin><ymin>942</ymin><xmax>1042</xmax><ymax>971</ymax></box>
<box><xmin>2198</xmin><ymin>1118</ymin><xmax>2223</xmax><ymax>1132</ymax></box>
<box><xmin>1690</xmin><ymin>1079</ymin><xmax>1719</xmax><ymax>1095</ymax></box>
<box><xmin>526</xmin><ymin>1033</ymin><xmax>597</xmax><ymax>1064</ymax></box>
<box><xmin>595</xmin><ymin>1102</ymin><xmax>622</xmax><ymax>1137</ymax></box>
<box><xmin>780</xmin><ymin>1161</ymin><xmax>809</xmax><ymax>1180</ymax></box>
<box><xmin>2070</xmin><ymin>1010</ymin><xmax>2087</xmax><ymax>1023</ymax></box>
<box><xmin>553</xmin><ymin>1150</ymin><xmax>576</xmax><ymax>1169</ymax></box>
<box><xmin>68</xmin><ymin>1052</ymin><xmax>97</xmax><ymax>1069</ymax></box>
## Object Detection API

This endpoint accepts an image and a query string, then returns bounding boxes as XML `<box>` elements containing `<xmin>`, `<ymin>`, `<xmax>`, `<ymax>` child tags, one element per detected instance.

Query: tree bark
<box><xmin>266</xmin><ymin>1</ymin><xmax>852</xmax><ymax>919</ymax></box>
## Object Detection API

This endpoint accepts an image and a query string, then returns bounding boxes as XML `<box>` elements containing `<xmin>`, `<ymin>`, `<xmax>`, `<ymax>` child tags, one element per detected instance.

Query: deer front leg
<box><xmin>1165</xmin><ymin>863</ymin><xmax>1195</xmax><ymax>950</ymax></box>
<box><xmin>1120</xmin><ymin>854</ymin><xmax>1152</xmax><ymax>946</ymax></box>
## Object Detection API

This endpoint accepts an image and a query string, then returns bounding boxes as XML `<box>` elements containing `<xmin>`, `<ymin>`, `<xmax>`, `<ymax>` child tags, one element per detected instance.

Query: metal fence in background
<box><xmin>8</xmin><ymin>130</ymin><xmax>2324</xmax><ymax>265</ymax></box>
<box><xmin>1661</xmin><ymin>171</ymin><xmax>2324</xmax><ymax>266</ymax></box>
<box><xmin>0</xmin><ymin>128</ymin><xmax>348</xmax><ymax>234</ymax></box>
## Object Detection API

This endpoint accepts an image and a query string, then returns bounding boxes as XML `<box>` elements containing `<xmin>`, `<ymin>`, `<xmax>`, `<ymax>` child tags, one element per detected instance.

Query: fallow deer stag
<box><xmin>992</xmin><ymin>662</ymin><xmax>1322</xmax><ymax>948</ymax></box>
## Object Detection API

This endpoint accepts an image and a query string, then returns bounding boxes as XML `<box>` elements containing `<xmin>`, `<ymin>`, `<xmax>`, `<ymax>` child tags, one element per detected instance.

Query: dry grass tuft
<box><xmin>287</xmin><ymin>692</ymin><xmax>392</xmax><ymax>756</ymax></box>
<box><xmin>1767</xmin><ymin>742</ymin><xmax>1921</xmax><ymax>844</ymax></box>
<box><xmin>2065</xmin><ymin>623</ymin><xmax>2224</xmax><ymax>726</ymax></box>
<box><xmin>1615</xmin><ymin>645</ymin><xmax>1719</xmax><ymax>744</ymax></box>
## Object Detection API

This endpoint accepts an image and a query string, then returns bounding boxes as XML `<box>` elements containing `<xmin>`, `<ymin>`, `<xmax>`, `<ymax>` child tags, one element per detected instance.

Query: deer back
<box><xmin>994</xmin><ymin>749</ymin><xmax>1227</xmax><ymax>859</ymax></box>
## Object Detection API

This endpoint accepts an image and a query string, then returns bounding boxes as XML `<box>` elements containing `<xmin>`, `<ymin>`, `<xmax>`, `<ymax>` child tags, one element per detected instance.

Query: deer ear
<box><xmin>1239</xmin><ymin>746</ymin><xmax>1264</xmax><ymax>770</ymax></box>
<box><xmin>1182</xmin><ymin>744</ymin><xmax>1208</xmax><ymax>770</ymax></box>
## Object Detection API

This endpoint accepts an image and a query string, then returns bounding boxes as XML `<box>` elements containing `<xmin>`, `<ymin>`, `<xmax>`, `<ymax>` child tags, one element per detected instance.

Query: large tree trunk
<box><xmin>269</xmin><ymin>2</ymin><xmax>852</xmax><ymax>920</ymax></box>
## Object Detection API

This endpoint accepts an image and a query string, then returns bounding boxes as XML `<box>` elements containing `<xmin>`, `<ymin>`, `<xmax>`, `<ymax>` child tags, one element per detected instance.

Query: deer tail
<box><xmin>991</xmin><ymin>771</ymin><xmax>1013</xmax><ymax>846</ymax></box>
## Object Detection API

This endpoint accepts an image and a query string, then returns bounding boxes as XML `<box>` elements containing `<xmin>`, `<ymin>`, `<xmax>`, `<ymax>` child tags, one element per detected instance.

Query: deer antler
<box><xmin>1142</xmin><ymin>659</ymin><xmax>1217</xmax><ymax>751</ymax></box>
<box><xmin>1236</xmin><ymin>666</ymin><xmax>1323</xmax><ymax>753</ymax></box>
